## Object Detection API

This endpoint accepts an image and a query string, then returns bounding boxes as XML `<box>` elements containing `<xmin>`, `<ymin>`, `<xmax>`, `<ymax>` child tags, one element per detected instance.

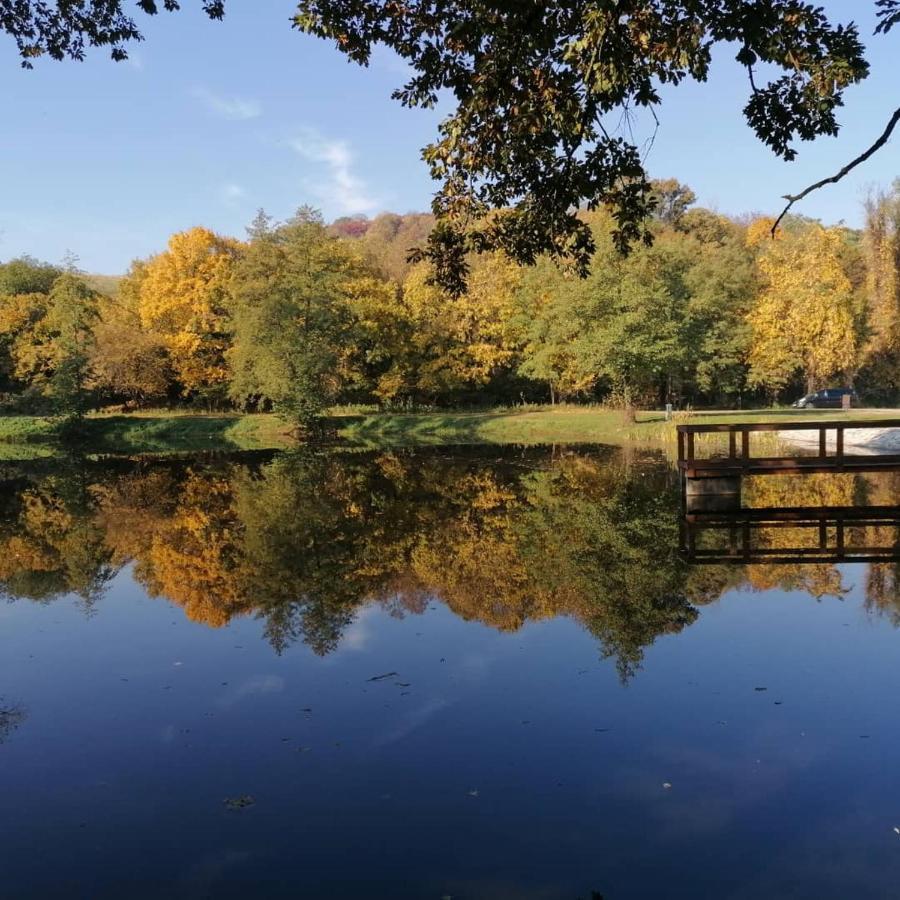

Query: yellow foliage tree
<box><xmin>138</xmin><ymin>227</ymin><xmax>242</xmax><ymax>397</ymax></box>
<box><xmin>393</xmin><ymin>255</ymin><xmax>521</xmax><ymax>401</ymax></box>
<box><xmin>747</xmin><ymin>223</ymin><xmax>859</xmax><ymax>397</ymax></box>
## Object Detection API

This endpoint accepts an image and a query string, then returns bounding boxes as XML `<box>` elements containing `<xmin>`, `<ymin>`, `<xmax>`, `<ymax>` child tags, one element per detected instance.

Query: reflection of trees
<box><xmin>0</xmin><ymin>470</ymin><xmax>113</xmax><ymax>608</ymax></box>
<box><xmin>740</xmin><ymin>473</ymin><xmax>858</xmax><ymax>600</ymax></box>
<box><xmin>2</xmin><ymin>450</ymin><xmax>898</xmax><ymax>676</ymax></box>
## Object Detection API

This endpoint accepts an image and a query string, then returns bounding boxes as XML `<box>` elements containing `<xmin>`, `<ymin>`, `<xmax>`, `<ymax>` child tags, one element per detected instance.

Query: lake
<box><xmin>1</xmin><ymin>446</ymin><xmax>899</xmax><ymax>899</ymax></box>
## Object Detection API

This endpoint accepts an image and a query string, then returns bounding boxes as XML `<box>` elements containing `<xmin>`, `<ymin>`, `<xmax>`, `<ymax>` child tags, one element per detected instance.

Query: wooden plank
<box><xmin>819</xmin><ymin>428</ymin><xmax>827</xmax><ymax>458</ymax></box>
<box><xmin>686</xmin><ymin>553</ymin><xmax>900</xmax><ymax>565</ymax></box>
<box><xmin>729</xmin><ymin>431</ymin><xmax>737</xmax><ymax>459</ymax></box>
<box><xmin>680</xmin><ymin>453</ymin><xmax>900</xmax><ymax>475</ymax></box>
<box><xmin>677</xmin><ymin>417</ymin><xmax>900</xmax><ymax>434</ymax></box>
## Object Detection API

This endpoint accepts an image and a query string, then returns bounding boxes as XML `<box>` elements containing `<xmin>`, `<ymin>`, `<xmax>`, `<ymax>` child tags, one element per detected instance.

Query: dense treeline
<box><xmin>3</xmin><ymin>178</ymin><xmax>900</xmax><ymax>425</ymax></box>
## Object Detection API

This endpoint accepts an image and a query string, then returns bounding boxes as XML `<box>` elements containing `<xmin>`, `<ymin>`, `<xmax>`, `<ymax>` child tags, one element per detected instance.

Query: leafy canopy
<box><xmin>295</xmin><ymin>0</ymin><xmax>869</xmax><ymax>291</ymax></box>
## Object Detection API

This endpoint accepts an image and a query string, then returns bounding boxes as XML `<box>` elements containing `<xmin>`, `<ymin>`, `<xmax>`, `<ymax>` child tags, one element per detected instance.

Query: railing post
<box><xmin>687</xmin><ymin>431</ymin><xmax>695</xmax><ymax>462</ymax></box>
<box><xmin>837</xmin><ymin>426</ymin><xmax>844</xmax><ymax>464</ymax></box>
<box><xmin>677</xmin><ymin>429</ymin><xmax>685</xmax><ymax>465</ymax></box>
<box><xmin>729</xmin><ymin>430</ymin><xmax>736</xmax><ymax>459</ymax></box>
<box><xmin>741</xmin><ymin>429</ymin><xmax>749</xmax><ymax>464</ymax></box>
<box><xmin>819</xmin><ymin>427</ymin><xmax>827</xmax><ymax>458</ymax></box>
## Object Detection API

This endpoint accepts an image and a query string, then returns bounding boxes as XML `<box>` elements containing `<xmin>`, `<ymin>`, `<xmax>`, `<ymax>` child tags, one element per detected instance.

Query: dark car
<box><xmin>792</xmin><ymin>387</ymin><xmax>859</xmax><ymax>409</ymax></box>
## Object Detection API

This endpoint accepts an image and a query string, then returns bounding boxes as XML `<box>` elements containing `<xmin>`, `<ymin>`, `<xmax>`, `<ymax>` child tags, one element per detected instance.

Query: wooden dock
<box><xmin>676</xmin><ymin>418</ymin><xmax>900</xmax><ymax>476</ymax></box>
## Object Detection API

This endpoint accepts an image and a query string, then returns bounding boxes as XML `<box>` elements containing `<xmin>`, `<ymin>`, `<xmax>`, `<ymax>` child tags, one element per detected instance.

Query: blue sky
<box><xmin>0</xmin><ymin>0</ymin><xmax>897</xmax><ymax>274</ymax></box>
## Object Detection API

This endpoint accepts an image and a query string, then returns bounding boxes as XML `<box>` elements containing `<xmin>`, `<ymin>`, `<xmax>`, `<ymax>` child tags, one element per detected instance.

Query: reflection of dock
<box><xmin>681</xmin><ymin>506</ymin><xmax>900</xmax><ymax>564</ymax></box>
<box><xmin>676</xmin><ymin>418</ymin><xmax>900</xmax><ymax>476</ymax></box>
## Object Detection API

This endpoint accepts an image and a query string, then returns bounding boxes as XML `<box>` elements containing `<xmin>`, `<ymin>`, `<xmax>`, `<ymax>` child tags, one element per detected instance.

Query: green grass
<box><xmin>334</xmin><ymin>406</ymin><xmax>667</xmax><ymax>446</ymax></box>
<box><xmin>0</xmin><ymin>412</ymin><xmax>293</xmax><ymax>456</ymax></box>
<box><xmin>334</xmin><ymin>405</ymin><xmax>900</xmax><ymax>447</ymax></box>
<box><xmin>0</xmin><ymin>416</ymin><xmax>59</xmax><ymax>444</ymax></box>
<box><xmin>1</xmin><ymin>405</ymin><xmax>898</xmax><ymax>456</ymax></box>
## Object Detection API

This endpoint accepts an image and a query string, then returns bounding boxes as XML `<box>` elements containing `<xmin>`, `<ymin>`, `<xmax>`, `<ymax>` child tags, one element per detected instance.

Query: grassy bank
<box><xmin>333</xmin><ymin>405</ymin><xmax>900</xmax><ymax>447</ymax></box>
<box><xmin>0</xmin><ymin>412</ymin><xmax>294</xmax><ymax>457</ymax></box>
<box><xmin>333</xmin><ymin>406</ymin><xmax>666</xmax><ymax>446</ymax></box>
<box><xmin>1</xmin><ymin>405</ymin><xmax>898</xmax><ymax>456</ymax></box>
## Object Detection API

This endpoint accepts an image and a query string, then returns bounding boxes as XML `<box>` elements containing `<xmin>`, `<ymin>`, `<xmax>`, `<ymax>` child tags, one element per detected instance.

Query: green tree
<box><xmin>89</xmin><ymin>261</ymin><xmax>174</xmax><ymax>405</ymax></box>
<box><xmin>228</xmin><ymin>208</ymin><xmax>366</xmax><ymax>427</ymax></box>
<box><xmin>43</xmin><ymin>274</ymin><xmax>100</xmax><ymax>418</ymax></box>
<box><xmin>0</xmin><ymin>256</ymin><xmax>61</xmax><ymax>295</ymax></box>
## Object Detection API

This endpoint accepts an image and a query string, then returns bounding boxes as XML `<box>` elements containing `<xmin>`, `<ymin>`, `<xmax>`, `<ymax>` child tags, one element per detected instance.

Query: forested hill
<box><xmin>328</xmin><ymin>211</ymin><xmax>435</xmax><ymax>283</ymax></box>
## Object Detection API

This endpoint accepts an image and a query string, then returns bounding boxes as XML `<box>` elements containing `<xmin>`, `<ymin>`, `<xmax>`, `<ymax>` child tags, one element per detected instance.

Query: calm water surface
<box><xmin>1</xmin><ymin>446</ymin><xmax>899</xmax><ymax>899</ymax></box>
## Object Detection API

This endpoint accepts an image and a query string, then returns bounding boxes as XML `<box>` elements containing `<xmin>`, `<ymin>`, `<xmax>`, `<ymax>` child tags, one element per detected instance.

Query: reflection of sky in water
<box><xmin>0</xmin><ymin>450</ymin><xmax>899</xmax><ymax>898</ymax></box>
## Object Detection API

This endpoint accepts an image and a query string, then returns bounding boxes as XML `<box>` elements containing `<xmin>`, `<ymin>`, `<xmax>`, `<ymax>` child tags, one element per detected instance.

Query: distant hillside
<box><xmin>82</xmin><ymin>273</ymin><xmax>122</xmax><ymax>297</ymax></box>
<box><xmin>329</xmin><ymin>212</ymin><xmax>434</xmax><ymax>282</ymax></box>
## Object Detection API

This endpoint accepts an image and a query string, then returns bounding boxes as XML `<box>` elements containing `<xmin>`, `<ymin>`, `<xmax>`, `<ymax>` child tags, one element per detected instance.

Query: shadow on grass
<box><xmin>337</xmin><ymin>413</ymin><xmax>514</xmax><ymax>446</ymax></box>
<box><xmin>76</xmin><ymin>416</ymin><xmax>255</xmax><ymax>453</ymax></box>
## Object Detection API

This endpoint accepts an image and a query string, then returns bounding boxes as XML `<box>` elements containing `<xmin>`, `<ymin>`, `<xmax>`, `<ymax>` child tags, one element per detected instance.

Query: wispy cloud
<box><xmin>216</xmin><ymin>674</ymin><xmax>285</xmax><ymax>709</ymax></box>
<box><xmin>219</xmin><ymin>182</ymin><xmax>246</xmax><ymax>205</ymax></box>
<box><xmin>290</xmin><ymin>128</ymin><xmax>379</xmax><ymax>215</ymax></box>
<box><xmin>192</xmin><ymin>86</ymin><xmax>261</xmax><ymax>121</ymax></box>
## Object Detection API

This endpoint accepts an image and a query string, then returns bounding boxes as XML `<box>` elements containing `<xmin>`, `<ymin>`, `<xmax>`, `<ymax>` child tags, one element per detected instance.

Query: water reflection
<box><xmin>2</xmin><ymin>449</ymin><xmax>900</xmax><ymax>678</ymax></box>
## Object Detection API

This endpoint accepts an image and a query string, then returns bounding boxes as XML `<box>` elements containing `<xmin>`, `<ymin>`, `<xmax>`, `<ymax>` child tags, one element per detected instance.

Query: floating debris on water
<box><xmin>223</xmin><ymin>795</ymin><xmax>255</xmax><ymax>811</ymax></box>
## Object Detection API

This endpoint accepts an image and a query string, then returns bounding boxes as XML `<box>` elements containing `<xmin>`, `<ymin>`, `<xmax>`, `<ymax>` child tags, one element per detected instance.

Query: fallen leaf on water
<box><xmin>662</xmin><ymin>783</ymin><xmax>672</xmax><ymax>790</ymax></box>
<box><xmin>223</xmin><ymin>795</ymin><xmax>255</xmax><ymax>811</ymax></box>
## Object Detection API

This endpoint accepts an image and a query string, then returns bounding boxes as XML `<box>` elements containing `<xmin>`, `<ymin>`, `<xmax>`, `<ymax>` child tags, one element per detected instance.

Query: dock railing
<box><xmin>676</xmin><ymin>418</ymin><xmax>900</xmax><ymax>475</ymax></box>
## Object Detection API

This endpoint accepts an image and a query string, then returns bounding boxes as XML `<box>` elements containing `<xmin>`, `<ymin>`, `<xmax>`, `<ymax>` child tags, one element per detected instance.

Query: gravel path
<box><xmin>781</xmin><ymin>427</ymin><xmax>900</xmax><ymax>454</ymax></box>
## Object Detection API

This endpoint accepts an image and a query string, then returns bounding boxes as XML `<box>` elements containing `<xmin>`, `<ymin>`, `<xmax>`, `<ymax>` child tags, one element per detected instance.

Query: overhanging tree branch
<box><xmin>773</xmin><ymin>106</ymin><xmax>900</xmax><ymax>234</ymax></box>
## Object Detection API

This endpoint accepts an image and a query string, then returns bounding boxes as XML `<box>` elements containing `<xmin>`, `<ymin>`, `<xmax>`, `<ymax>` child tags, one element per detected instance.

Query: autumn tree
<box><xmin>0</xmin><ymin>291</ymin><xmax>51</xmax><ymax>395</ymax></box>
<box><xmin>389</xmin><ymin>254</ymin><xmax>522</xmax><ymax>403</ymax></box>
<box><xmin>89</xmin><ymin>260</ymin><xmax>173</xmax><ymax>404</ymax></box>
<box><xmin>137</xmin><ymin>227</ymin><xmax>242</xmax><ymax>402</ymax></box>
<box><xmin>858</xmin><ymin>182</ymin><xmax>900</xmax><ymax>400</ymax></box>
<box><xmin>747</xmin><ymin>220</ymin><xmax>859</xmax><ymax>398</ymax></box>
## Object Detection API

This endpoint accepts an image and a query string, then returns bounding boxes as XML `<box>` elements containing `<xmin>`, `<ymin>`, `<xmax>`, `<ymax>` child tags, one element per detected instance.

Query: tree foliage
<box><xmin>228</xmin><ymin>208</ymin><xmax>368</xmax><ymax>425</ymax></box>
<box><xmin>747</xmin><ymin>221</ymin><xmax>859</xmax><ymax>397</ymax></box>
<box><xmin>0</xmin><ymin>1</ymin><xmax>224</xmax><ymax>66</ymax></box>
<box><xmin>296</xmin><ymin>0</ymin><xmax>869</xmax><ymax>291</ymax></box>
<box><xmin>136</xmin><ymin>226</ymin><xmax>242</xmax><ymax>399</ymax></box>
<box><xmin>0</xmin><ymin>185</ymin><xmax>888</xmax><ymax>416</ymax></box>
